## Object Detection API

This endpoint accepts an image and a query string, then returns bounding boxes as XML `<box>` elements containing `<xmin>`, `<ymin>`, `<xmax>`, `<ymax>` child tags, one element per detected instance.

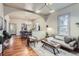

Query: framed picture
<box><xmin>0</xmin><ymin>16</ymin><xmax>3</xmax><ymax>30</ymax></box>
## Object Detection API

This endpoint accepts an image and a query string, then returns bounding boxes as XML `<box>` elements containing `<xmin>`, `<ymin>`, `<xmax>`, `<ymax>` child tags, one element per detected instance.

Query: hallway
<box><xmin>3</xmin><ymin>36</ymin><xmax>38</xmax><ymax>56</ymax></box>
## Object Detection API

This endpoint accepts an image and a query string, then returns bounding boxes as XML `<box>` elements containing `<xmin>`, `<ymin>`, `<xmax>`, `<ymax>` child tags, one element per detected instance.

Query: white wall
<box><xmin>47</xmin><ymin>4</ymin><xmax>79</xmax><ymax>37</ymax></box>
<box><xmin>47</xmin><ymin>13</ymin><xmax>58</xmax><ymax>34</ymax></box>
<box><xmin>33</xmin><ymin>18</ymin><xmax>46</xmax><ymax>31</ymax></box>
<box><xmin>5</xmin><ymin>15</ymin><xmax>10</xmax><ymax>33</ymax></box>
<box><xmin>0</xmin><ymin>3</ymin><xmax>3</xmax><ymax>36</ymax></box>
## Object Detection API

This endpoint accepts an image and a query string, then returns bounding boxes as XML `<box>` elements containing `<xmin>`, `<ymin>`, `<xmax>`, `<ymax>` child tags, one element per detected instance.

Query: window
<box><xmin>58</xmin><ymin>14</ymin><xmax>70</xmax><ymax>36</ymax></box>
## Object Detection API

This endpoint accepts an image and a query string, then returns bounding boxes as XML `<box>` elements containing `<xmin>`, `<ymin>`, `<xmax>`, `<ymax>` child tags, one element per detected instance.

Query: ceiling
<box><xmin>5</xmin><ymin>11</ymin><xmax>43</xmax><ymax>21</ymax></box>
<box><xmin>4</xmin><ymin>3</ymin><xmax>72</xmax><ymax>15</ymax></box>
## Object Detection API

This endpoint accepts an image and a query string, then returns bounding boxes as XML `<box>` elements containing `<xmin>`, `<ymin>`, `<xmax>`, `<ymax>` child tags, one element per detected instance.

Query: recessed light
<box><xmin>35</xmin><ymin>10</ymin><xmax>40</xmax><ymax>13</ymax></box>
<box><xmin>46</xmin><ymin>3</ymin><xmax>53</xmax><ymax>5</ymax></box>
<box><xmin>49</xmin><ymin>10</ymin><xmax>55</xmax><ymax>13</ymax></box>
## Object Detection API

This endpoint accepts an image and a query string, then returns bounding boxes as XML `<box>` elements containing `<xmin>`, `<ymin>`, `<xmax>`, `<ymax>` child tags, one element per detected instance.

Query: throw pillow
<box><xmin>64</xmin><ymin>36</ymin><xmax>72</xmax><ymax>44</ymax></box>
<box><xmin>69</xmin><ymin>40</ymin><xmax>76</xmax><ymax>47</ymax></box>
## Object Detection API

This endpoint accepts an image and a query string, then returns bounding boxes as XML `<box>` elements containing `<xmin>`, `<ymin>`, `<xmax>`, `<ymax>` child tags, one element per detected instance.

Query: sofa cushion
<box><xmin>55</xmin><ymin>35</ymin><xmax>64</xmax><ymax>41</ymax></box>
<box><xmin>47</xmin><ymin>37</ymin><xmax>55</xmax><ymax>42</ymax></box>
<box><xmin>69</xmin><ymin>40</ymin><xmax>76</xmax><ymax>47</ymax></box>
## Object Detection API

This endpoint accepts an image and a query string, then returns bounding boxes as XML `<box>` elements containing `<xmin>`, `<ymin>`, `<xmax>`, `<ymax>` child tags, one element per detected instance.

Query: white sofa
<box><xmin>47</xmin><ymin>36</ymin><xmax>76</xmax><ymax>50</ymax></box>
<box><xmin>32</xmin><ymin>31</ymin><xmax>46</xmax><ymax>41</ymax></box>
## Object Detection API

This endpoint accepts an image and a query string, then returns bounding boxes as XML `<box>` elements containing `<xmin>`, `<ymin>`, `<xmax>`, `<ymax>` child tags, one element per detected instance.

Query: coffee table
<box><xmin>41</xmin><ymin>40</ymin><xmax>61</xmax><ymax>55</ymax></box>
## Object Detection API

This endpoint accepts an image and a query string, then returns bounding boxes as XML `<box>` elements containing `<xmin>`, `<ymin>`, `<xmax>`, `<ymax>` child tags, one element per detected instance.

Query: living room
<box><xmin>0</xmin><ymin>3</ymin><xmax>79</xmax><ymax>56</ymax></box>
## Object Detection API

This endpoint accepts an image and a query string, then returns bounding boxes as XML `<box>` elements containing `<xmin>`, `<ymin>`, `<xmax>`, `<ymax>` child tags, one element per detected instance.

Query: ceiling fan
<box><xmin>35</xmin><ymin>3</ymin><xmax>55</xmax><ymax>13</ymax></box>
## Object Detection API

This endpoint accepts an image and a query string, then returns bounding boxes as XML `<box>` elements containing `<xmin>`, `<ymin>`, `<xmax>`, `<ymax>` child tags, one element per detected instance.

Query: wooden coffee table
<box><xmin>41</xmin><ymin>40</ymin><xmax>61</xmax><ymax>55</ymax></box>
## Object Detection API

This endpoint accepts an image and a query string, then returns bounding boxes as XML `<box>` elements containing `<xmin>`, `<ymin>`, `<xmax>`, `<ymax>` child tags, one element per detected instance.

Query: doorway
<box><xmin>9</xmin><ymin>23</ymin><xmax>17</xmax><ymax>35</ymax></box>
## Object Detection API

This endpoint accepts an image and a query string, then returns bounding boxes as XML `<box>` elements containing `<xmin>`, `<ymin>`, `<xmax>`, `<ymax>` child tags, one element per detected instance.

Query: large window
<box><xmin>58</xmin><ymin>14</ymin><xmax>70</xmax><ymax>36</ymax></box>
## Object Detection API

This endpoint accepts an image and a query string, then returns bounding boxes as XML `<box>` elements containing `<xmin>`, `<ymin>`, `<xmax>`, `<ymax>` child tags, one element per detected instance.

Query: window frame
<box><xmin>57</xmin><ymin>13</ymin><xmax>70</xmax><ymax>36</ymax></box>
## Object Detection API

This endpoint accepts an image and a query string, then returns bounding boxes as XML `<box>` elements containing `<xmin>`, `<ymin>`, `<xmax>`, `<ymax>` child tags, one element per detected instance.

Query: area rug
<box><xmin>30</xmin><ymin>42</ymin><xmax>75</xmax><ymax>56</ymax></box>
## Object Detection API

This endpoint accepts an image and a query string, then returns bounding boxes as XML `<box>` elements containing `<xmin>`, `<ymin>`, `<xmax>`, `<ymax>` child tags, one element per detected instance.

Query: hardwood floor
<box><xmin>3</xmin><ymin>36</ymin><xmax>38</xmax><ymax>56</ymax></box>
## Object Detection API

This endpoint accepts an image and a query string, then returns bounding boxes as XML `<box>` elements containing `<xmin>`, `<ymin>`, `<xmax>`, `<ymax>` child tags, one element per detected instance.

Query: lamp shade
<box><xmin>46</xmin><ymin>27</ymin><xmax>54</xmax><ymax>36</ymax></box>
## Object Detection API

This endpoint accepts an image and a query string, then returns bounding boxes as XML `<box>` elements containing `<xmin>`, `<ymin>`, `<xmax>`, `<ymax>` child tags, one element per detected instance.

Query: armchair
<box><xmin>32</xmin><ymin>31</ymin><xmax>46</xmax><ymax>42</ymax></box>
